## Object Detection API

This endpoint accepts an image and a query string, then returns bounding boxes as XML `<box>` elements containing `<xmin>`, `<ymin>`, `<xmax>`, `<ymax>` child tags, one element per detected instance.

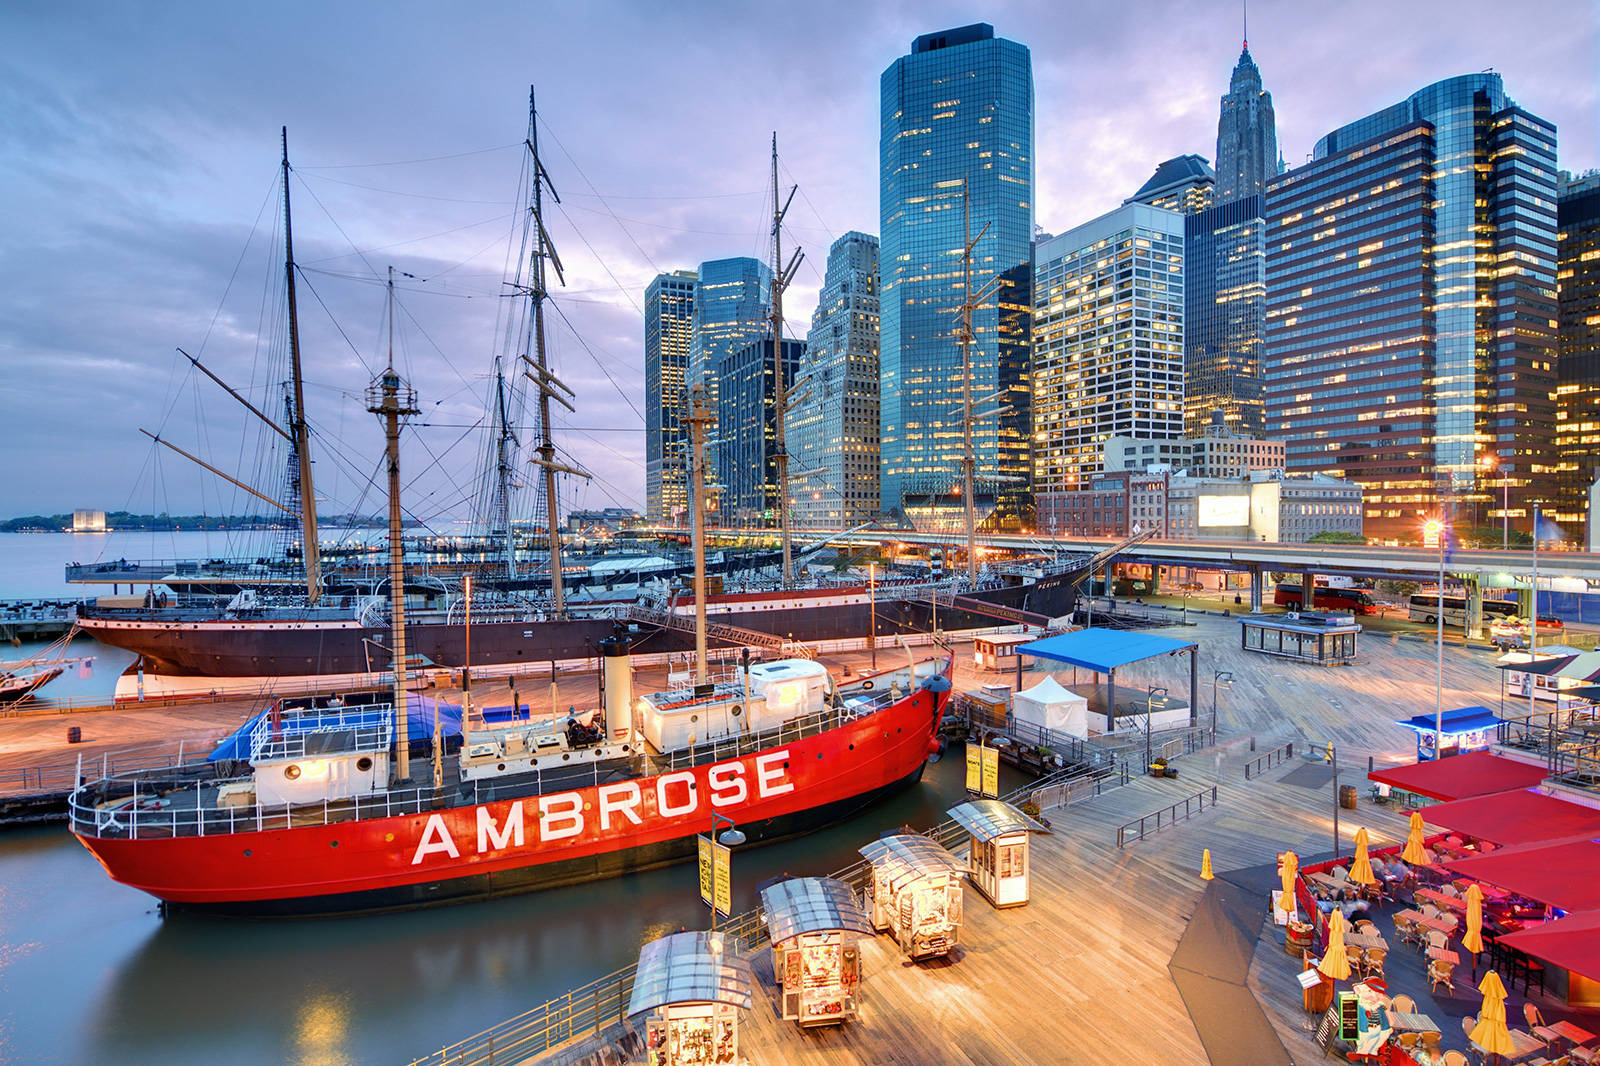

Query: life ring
<box><xmin>861</xmin><ymin>680</ymin><xmax>874</xmax><ymax>690</ymax></box>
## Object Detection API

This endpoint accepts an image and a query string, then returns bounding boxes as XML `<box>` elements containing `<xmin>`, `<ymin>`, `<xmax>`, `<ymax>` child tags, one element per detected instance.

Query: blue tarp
<box><xmin>206</xmin><ymin>696</ymin><xmax>541</xmax><ymax>761</ymax></box>
<box><xmin>1395</xmin><ymin>705</ymin><xmax>1501</xmax><ymax>736</ymax></box>
<box><xmin>1017</xmin><ymin>629</ymin><xmax>1197</xmax><ymax>673</ymax></box>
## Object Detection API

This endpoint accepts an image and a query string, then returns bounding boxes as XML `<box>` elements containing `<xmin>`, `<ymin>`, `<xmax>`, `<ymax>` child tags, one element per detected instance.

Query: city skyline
<box><xmin>2</xmin><ymin>2</ymin><xmax>1596</xmax><ymax>519</ymax></box>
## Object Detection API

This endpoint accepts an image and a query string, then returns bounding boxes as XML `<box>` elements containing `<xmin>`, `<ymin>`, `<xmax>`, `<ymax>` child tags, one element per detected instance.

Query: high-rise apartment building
<box><xmin>1184</xmin><ymin>195</ymin><xmax>1266</xmax><ymax>435</ymax></box>
<box><xmin>717</xmin><ymin>336</ymin><xmax>804</xmax><ymax>527</ymax></box>
<box><xmin>644</xmin><ymin>270</ymin><xmax>697</xmax><ymax>524</ymax></box>
<box><xmin>1553</xmin><ymin>171</ymin><xmax>1600</xmax><ymax>528</ymax></box>
<box><xmin>1126</xmin><ymin>155</ymin><xmax>1216</xmax><ymax>215</ymax></box>
<box><xmin>879</xmin><ymin>23</ymin><xmax>1034</xmax><ymax>527</ymax></box>
<box><xmin>690</xmin><ymin>257</ymin><xmax>772</xmax><ymax>415</ymax></box>
<box><xmin>1032</xmin><ymin>202</ymin><xmax>1185</xmax><ymax>527</ymax></box>
<box><xmin>1263</xmin><ymin>74</ymin><xmax>1558</xmax><ymax>542</ymax></box>
<box><xmin>1215</xmin><ymin>44</ymin><xmax>1278</xmax><ymax>201</ymax></box>
<box><xmin>791</xmin><ymin>232</ymin><xmax>881</xmax><ymax>530</ymax></box>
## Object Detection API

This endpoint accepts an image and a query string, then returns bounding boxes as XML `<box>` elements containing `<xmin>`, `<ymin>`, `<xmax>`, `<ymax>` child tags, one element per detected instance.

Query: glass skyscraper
<box><xmin>1184</xmin><ymin>195</ymin><xmax>1265</xmax><ymax>436</ymax></box>
<box><xmin>717</xmin><ymin>337</ymin><xmax>803</xmax><ymax>526</ymax></box>
<box><xmin>1126</xmin><ymin>155</ymin><xmax>1215</xmax><ymax>216</ymax></box>
<box><xmin>1032</xmin><ymin>202</ymin><xmax>1186</xmax><ymax>532</ymax></box>
<box><xmin>792</xmin><ymin>231</ymin><xmax>881</xmax><ymax>530</ymax></box>
<box><xmin>644</xmin><ymin>269</ymin><xmax>697</xmax><ymax>524</ymax></box>
<box><xmin>1553</xmin><ymin>172</ymin><xmax>1600</xmax><ymax>529</ymax></box>
<box><xmin>879</xmin><ymin>23</ymin><xmax>1033</xmax><ymax>527</ymax></box>
<box><xmin>689</xmin><ymin>256</ymin><xmax>772</xmax><ymax>503</ymax></box>
<box><xmin>1264</xmin><ymin>74</ymin><xmax>1558</xmax><ymax>541</ymax></box>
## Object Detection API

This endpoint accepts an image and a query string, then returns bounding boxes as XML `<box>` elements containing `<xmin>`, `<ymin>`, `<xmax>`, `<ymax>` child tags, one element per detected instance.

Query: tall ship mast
<box><xmin>281</xmin><ymin>128</ymin><xmax>323</xmax><ymax>604</ymax></box>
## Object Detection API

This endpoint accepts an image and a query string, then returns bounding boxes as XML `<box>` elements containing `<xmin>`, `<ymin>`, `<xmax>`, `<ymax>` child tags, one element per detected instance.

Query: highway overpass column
<box><xmin>1249</xmin><ymin>565</ymin><xmax>1263</xmax><ymax>612</ymax></box>
<box><xmin>1107</xmin><ymin>668</ymin><xmax>1117</xmax><ymax>731</ymax></box>
<box><xmin>1518</xmin><ymin>585</ymin><xmax>1534</xmax><ymax>617</ymax></box>
<box><xmin>1189</xmin><ymin>647</ymin><xmax>1198</xmax><ymax>726</ymax></box>
<box><xmin>1300</xmin><ymin>571</ymin><xmax>1316</xmax><ymax>610</ymax></box>
<box><xmin>1465</xmin><ymin>576</ymin><xmax>1483</xmax><ymax>640</ymax></box>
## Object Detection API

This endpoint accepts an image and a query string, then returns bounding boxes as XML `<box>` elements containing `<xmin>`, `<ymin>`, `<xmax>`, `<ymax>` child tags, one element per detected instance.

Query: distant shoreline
<box><xmin>0</xmin><ymin>514</ymin><xmax>396</xmax><ymax>534</ymax></box>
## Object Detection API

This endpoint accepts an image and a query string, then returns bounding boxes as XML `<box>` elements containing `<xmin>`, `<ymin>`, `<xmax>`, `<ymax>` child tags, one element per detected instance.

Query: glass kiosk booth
<box><xmin>760</xmin><ymin>876</ymin><xmax>874</xmax><ymax>1028</ymax></box>
<box><xmin>628</xmin><ymin>931</ymin><xmax>754</xmax><ymax>1066</ymax></box>
<box><xmin>859</xmin><ymin>833</ymin><xmax>968</xmax><ymax>962</ymax></box>
<box><xmin>947</xmin><ymin>798</ymin><xmax>1050</xmax><ymax>908</ymax></box>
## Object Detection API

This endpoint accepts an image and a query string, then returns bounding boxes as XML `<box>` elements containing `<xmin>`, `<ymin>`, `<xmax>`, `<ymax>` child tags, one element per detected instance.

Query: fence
<box><xmin>1243</xmin><ymin>742</ymin><xmax>1295</xmax><ymax>780</ymax></box>
<box><xmin>403</xmin><ymin>759</ymin><xmax>1116</xmax><ymax>1066</ymax></box>
<box><xmin>1115</xmin><ymin>785</ymin><xmax>1220</xmax><ymax>848</ymax></box>
<box><xmin>0</xmin><ymin>736</ymin><xmax>225</xmax><ymax>798</ymax></box>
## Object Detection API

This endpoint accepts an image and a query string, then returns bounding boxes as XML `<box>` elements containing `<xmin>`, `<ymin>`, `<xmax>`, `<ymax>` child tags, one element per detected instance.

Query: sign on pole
<box><xmin>712</xmin><ymin>840</ymin><xmax>732</xmax><ymax>917</ymax></box>
<box><xmin>697</xmin><ymin>835</ymin><xmax>714</xmax><ymax>908</ymax></box>
<box><xmin>981</xmin><ymin>745</ymin><xmax>1000</xmax><ymax>798</ymax></box>
<box><xmin>965</xmin><ymin>742</ymin><xmax>981</xmax><ymax>793</ymax></box>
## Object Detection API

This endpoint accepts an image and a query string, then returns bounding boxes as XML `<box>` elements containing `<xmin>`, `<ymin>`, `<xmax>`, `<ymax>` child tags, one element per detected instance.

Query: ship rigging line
<box><xmin>537</xmin><ymin>117</ymin><xmax>660</xmax><ymax>276</ymax></box>
<box><xmin>297</xmin><ymin>170</ymin><xmax>516</xmax><ymax>206</ymax></box>
<box><xmin>296</xmin><ymin>143</ymin><xmax>522</xmax><ymax>170</ymax></box>
<box><xmin>546</xmin><ymin>300</ymin><xmax>643</xmax><ymax>423</ymax></box>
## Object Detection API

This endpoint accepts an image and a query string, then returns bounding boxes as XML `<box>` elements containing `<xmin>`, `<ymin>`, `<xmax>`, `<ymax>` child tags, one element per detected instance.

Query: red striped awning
<box><xmin>1367</xmin><ymin>751</ymin><xmax>1547</xmax><ymax>802</ymax></box>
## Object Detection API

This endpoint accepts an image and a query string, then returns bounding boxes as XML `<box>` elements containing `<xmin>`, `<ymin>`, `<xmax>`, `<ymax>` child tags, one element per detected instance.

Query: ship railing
<box><xmin>75</xmin><ymin>599</ymin><xmax>367</xmax><ymax>622</ymax></box>
<box><xmin>400</xmin><ymin>761</ymin><xmax>1108</xmax><ymax>1066</ymax></box>
<box><xmin>247</xmin><ymin>706</ymin><xmax>395</xmax><ymax>762</ymax></box>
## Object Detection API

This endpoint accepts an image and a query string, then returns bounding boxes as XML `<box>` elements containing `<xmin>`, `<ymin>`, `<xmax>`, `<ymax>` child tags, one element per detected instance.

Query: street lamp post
<box><xmin>1423</xmin><ymin>517</ymin><xmax>1446</xmax><ymax>759</ymax></box>
<box><xmin>1146</xmin><ymin>686</ymin><xmax>1168</xmax><ymax>773</ymax></box>
<box><xmin>1210</xmin><ymin>670</ymin><xmax>1234</xmax><ymax>743</ymax></box>
<box><xmin>705</xmin><ymin>813</ymin><xmax>746</xmax><ymax>932</ymax></box>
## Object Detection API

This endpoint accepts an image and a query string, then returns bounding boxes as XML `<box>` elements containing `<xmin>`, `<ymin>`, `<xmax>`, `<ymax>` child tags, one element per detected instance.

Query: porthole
<box><xmin>284</xmin><ymin>764</ymin><xmax>302</xmax><ymax>780</ymax></box>
<box><xmin>498</xmin><ymin>763</ymin><xmax>507</xmax><ymax>772</ymax></box>
<box><xmin>356</xmin><ymin>757</ymin><xmax>373</xmax><ymax>772</ymax></box>
<box><xmin>691</xmin><ymin>714</ymin><xmax>698</xmax><ymax>723</ymax></box>
<box><xmin>731</xmin><ymin>706</ymin><xmax>742</xmax><ymax>717</ymax></box>
<box><xmin>243</xmin><ymin>849</ymin><xmax>253</xmax><ymax>857</ymax></box>
<box><xmin>330</xmin><ymin>840</ymin><xmax>339</xmax><ymax>848</ymax></box>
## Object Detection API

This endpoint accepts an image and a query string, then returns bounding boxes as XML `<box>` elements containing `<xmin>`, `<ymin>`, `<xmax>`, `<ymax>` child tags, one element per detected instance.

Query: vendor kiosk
<box><xmin>628</xmin><ymin>931</ymin><xmax>754</xmax><ymax>1066</ymax></box>
<box><xmin>859</xmin><ymin>833</ymin><xmax>968</xmax><ymax>961</ymax></box>
<box><xmin>947</xmin><ymin>798</ymin><xmax>1050</xmax><ymax>908</ymax></box>
<box><xmin>760</xmin><ymin>876</ymin><xmax>873</xmax><ymax>1028</ymax></box>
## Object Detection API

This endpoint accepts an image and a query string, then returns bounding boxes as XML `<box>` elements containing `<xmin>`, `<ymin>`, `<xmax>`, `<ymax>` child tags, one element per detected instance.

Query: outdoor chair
<box><xmin>1396</xmin><ymin>1032</ymin><xmax>1420</xmax><ymax>1052</ymax></box>
<box><xmin>1429</xmin><ymin>930</ymin><xmax>1450</xmax><ymax>952</ymax></box>
<box><xmin>1525</xmin><ymin>1002</ymin><xmax>1547</xmax><ymax>1029</ymax></box>
<box><xmin>1392</xmin><ymin>994</ymin><xmax>1417</xmax><ymax>1013</ymax></box>
<box><xmin>1441</xmin><ymin>1052</ymin><xmax>1470</xmax><ymax>1066</ymax></box>
<box><xmin>1420</xmin><ymin>1031</ymin><xmax>1444</xmax><ymax>1058</ymax></box>
<box><xmin>1363</xmin><ymin>947</ymin><xmax>1386</xmax><ymax>979</ymax></box>
<box><xmin>1429</xmin><ymin>957</ymin><xmax>1455</xmax><ymax>993</ymax></box>
<box><xmin>1355</xmin><ymin>919</ymin><xmax>1377</xmax><ymax>935</ymax></box>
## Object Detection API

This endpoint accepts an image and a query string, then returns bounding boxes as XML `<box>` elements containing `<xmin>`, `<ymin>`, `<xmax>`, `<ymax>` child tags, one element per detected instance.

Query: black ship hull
<box><xmin>79</xmin><ymin>573</ymin><xmax>1078</xmax><ymax>678</ymax></box>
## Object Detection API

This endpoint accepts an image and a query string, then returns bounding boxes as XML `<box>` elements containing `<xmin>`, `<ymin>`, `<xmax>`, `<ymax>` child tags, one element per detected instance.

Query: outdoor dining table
<box><xmin>1544</xmin><ymin>1020</ymin><xmax>1598</xmax><ymax>1047</ymax></box>
<box><xmin>1474</xmin><ymin>1027</ymin><xmax>1550</xmax><ymax>1062</ymax></box>
<box><xmin>1308</xmin><ymin>871</ymin><xmax>1346</xmax><ymax>892</ymax></box>
<box><xmin>1415</xmin><ymin>888</ymin><xmax>1468</xmax><ymax>911</ymax></box>
<box><xmin>1426</xmin><ymin>947</ymin><xmax>1460</xmax><ymax>964</ymax></box>
<box><xmin>1387</xmin><ymin>1012</ymin><xmax>1441</xmax><ymax>1034</ymax></box>
<box><xmin>1346</xmin><ymin>932</ymin><xmax>1389</xmax><ymax>951</ymax></box>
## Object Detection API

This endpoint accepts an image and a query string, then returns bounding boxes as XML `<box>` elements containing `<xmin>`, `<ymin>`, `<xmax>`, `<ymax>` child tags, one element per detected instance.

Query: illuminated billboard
<box><xmin>1197</xmin><ymin>495</ymin><xmax>1250</xmax><ymax>528</ymax></box>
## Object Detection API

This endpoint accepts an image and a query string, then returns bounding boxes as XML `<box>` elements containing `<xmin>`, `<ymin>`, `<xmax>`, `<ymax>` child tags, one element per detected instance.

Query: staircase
<box><xmin>623</xmin><ymin>605</ymin><xmax>815</xmax><ymax>659</ymax></box>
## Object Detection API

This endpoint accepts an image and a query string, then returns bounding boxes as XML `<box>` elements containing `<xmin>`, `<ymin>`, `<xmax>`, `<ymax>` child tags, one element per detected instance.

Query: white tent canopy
<box><xmin>1012</xmin><ymin>675</ymin><xmax>1089</xmax><ymax>738</ymax></box>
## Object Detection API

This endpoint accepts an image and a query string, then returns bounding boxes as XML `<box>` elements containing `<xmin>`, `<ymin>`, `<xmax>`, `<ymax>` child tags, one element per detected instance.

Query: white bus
<box><xmin>1407</xmin><ymin>594</ymin><xmax>1521</xmax><ymax>628</ymax></box>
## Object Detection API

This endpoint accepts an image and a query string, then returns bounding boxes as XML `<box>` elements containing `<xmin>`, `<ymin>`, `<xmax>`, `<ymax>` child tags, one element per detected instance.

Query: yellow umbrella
<box><xmin>1200</xmin><ymin>848</ymin><xmax>1214</xmax><ymax>881</ymax></box>
<box><xmin>1350</xmin><ymin>827</ymin><xmax>1377</xmax><ymax>886</ymax></box>
<box><xmin>1319</xmin><ymin>910</ymin><xmax>1352</xmax><ymax>981</ymax></box>
<box><xmin>1469</xmin><ymin>971</ymin><xmax>1515</xmax><ymax>1055</ymax></box>
<box><xmin>1278</xmin><ymin>851</ymin><xmax>1299</xmax><ymax>913</ymax></box>
<box><xmin>1464</xmin><ymin>882</ymin><xmax>1485</xmax><ymax>955</ymax></box>
<box><xmin>1402</xmin><ymin>810</ymin><xmax>1428</xmax><ymax>866</ymax></box>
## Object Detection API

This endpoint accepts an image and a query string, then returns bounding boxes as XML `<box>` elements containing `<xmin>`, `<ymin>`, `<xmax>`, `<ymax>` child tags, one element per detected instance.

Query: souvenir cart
<box><xmin>628</xmin><ymin>931</ymin><xmax>754</xmax><ymax>1066</ymax></box>
<box><xmin>947</xmin><ymin>798</ymin><xmax>1050</xmax><ymax>908</ymax></box>
<box><xmin>859</xmin><ymin>833</ymin><xmax>968</xmax><ymax>961</ymax></box>
<box><xmin>760</xmin><ymin>876</ymin><xmax>873</xmax><ymax>1028</ymax></box>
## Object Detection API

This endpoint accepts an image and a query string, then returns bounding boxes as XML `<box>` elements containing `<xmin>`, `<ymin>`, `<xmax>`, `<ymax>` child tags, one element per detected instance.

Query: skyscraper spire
<box><xmin>1243</xmin><ymin>0</ymin><xmax>1248</xmax><ymax>51</ymax></box>
<box><xmin>1215</xmin><ymin>32</ymin><xmax>1277</xmax><ymax>201</ymax></box>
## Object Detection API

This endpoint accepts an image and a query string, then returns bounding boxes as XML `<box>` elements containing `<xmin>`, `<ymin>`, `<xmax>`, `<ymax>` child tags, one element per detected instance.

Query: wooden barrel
<box><xmin>1286</xmin><ymin>921</ymin><xmax>1313</xmax><ymax>958</ymax></box>
<box><xmin>66</xmin><ymin>725</ymin><xmax>82</xmax><ymax>744</ymax></box>
<box><xmin>1339</xmin><ymin>784</ymin><xmax>1358</xmax><ymax>810</ymax></box>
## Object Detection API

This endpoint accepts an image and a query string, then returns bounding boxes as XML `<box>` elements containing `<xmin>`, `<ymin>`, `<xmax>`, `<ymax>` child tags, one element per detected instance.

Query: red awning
<box><xmin>1367</xmin><ymin>751</ymin><xmax>1547</xmax><ymax>802</ymax></box>
<box><xmin>1423</xmin><ymin>789</ymin><xmax>1600</xmax><ymax>847</ymax></box>
<box><xmin>1443</xmin><ymin>837</ymin><xmax>1600</xmax><ymax>913</ymax></box>
<box><xmin>1499</xmin><ymin>911</ymin><xmax>1600</xmax><ymax>981</ymax></box>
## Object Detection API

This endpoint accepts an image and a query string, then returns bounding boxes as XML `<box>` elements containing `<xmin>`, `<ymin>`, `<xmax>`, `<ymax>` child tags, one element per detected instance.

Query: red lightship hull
<box><xmin>74</xmin><ymin>683</ymin><xmax>947</xmax><ymax>916</ymax></box>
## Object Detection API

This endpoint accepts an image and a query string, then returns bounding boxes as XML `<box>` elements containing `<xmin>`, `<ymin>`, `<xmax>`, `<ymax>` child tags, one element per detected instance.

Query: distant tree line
<box><xmin>0</xmin><ymin>511</ymin><xmax>391</xmax><ymax>532</ymax></box>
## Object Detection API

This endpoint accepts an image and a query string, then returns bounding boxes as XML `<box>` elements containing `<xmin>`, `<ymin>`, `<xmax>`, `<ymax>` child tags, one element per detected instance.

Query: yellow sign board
<box><xmin>966</xmin><ymin>743</ymin><xmax>981</xmax><ymax>793</ymax></box>
<box><xmin>698</xmin><ymin>835</ymin><xmax>714</xmax><ymax>908</ymax></box>
<box><xmin>981</xmin><ymin>745</ymin><xmax>999</xmax><ymax>798</ymax></box>
<box><xmin>712</xmin><ymin>840</ymin><xmax>732</xmax><ymax>917</ymax></box>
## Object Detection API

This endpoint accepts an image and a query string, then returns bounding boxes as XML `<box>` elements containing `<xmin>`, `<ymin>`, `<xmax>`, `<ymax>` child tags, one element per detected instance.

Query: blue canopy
<box><xmin>1017</xmin><ymin>629</ymin><xmax>1197</xmax><ymax>674</ymax></box>
<box><xmin>207</xmin><ymin>694</ymin><xmax>546</xmax><ymax>761</ymax></box>
<box><xmin>1395</xmin><ymin>706</ymin><xmax>1500</xmax><ymax>736</ymax></box>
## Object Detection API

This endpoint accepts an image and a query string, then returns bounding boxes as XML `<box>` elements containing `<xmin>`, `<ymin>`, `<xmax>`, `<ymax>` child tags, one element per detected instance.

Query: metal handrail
<box><xmin>1115</xmin><ymin>785</ymin><xmax>1220</xmax><ymax>848</ymax></box>
<box><xmin>1243</xmin><ymin>742</ymin><xmax>1295</xmax><ymax>780</ymax></box>
<box><xmin>402</xmin><ymin>758</ymin><xmax>1126</xmax><ymax>1066</ymax></box>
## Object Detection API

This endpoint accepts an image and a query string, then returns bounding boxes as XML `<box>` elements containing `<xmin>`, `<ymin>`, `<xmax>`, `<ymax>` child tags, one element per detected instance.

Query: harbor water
<box><xmin>0</xmin><ymin>531</ymin><xmax>1022</xmax><ymax>1065</ymax></box>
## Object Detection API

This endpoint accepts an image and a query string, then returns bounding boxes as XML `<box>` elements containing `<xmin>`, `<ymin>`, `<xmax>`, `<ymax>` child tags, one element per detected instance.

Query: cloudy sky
<box><xmin>2</xmin><ymin>0</ymin><xmax>1595</xmax><ymax>528</ymax></box>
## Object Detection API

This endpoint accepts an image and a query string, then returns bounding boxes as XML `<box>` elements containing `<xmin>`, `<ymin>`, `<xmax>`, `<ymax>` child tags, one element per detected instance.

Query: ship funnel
<box><xmin>599</xmin><ymin>628</ymin><xmax>633</xmax><ymax>744</ymax></box>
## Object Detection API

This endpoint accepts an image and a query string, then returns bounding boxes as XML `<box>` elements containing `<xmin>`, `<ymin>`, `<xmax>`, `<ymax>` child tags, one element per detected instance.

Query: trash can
<box><xmin>1286</xmin><ymin>921</ymin><xmax>1313</xmax><ymax>958</ymax></box>
<box><xmin>1339</xmin><ymin>785</ymin><xmax>1358</xmax><ymax>810</ymax></box>
<box><xmin>66</xmin><ymin>726</ymin><xmax>82</xmax><ymax>744</ymax></box>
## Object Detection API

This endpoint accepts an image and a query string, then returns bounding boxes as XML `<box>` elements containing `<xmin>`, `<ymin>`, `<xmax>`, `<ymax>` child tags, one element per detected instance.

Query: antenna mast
<box><xmin>520</xmin><ymin>88</ymin><xmax>587</xmax><ymax>614</ymax></box>
<box><xmin>281</xmin><ymin>128</ymin><xmax>322</xmax><ymax>604</ymax></box>
<box><xmin>771</xmin><ymin>132</ymin><xmax>806</xmax><ymax>585</ymax></box>
<box><xmin>369</xmin><ymin>268</ymin><xmax>420</xmax><ymax>783</ymax></box>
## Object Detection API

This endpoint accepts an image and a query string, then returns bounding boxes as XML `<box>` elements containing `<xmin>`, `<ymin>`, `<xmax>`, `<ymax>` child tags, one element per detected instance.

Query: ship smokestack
<box><xmin>599</xmin><ymin>628</ymin><xmax>633</xmax><ymax>744</ymax></box>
